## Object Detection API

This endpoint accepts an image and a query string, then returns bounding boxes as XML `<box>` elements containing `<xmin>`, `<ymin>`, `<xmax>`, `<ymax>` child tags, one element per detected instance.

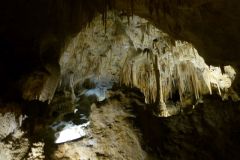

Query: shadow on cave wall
<box><xmin>9</xmin><ymin>85</ymin><xmax>240</xmax><ymax>159</ymax></box>
<box><xmin>123</xmin><ymin>88</ymin><xmax>240</xmax><ymax>160</ymax></box>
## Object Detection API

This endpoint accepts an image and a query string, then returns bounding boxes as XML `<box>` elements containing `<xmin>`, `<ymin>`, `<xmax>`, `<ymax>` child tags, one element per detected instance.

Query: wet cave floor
<box><xmin>20</xmin><ymin>88</ymin><xmax>240</xmax><ymax>160</ymax></box>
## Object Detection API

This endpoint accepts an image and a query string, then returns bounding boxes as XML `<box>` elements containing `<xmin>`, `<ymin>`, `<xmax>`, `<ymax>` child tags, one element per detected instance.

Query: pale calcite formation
<box><xmin>60</xmin><ymin>11</ymin><xmax>237</xmax><ymax>110</ymax></box>
<box><xmin>21</xmin><ymin>63</ymin><xmax>60</xmax><ymax>103</ymax></box>
<box><xmin>0</xmin><ymin>112</ymin><xmax>29</xmax><ymax>160</ymax></box>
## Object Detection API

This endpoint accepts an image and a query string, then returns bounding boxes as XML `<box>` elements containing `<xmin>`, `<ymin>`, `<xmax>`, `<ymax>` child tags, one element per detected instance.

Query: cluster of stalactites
<box><xmin>120</xmin><ymin>41</ymin><xmax>228</xmax><ymax>105</ymax></box>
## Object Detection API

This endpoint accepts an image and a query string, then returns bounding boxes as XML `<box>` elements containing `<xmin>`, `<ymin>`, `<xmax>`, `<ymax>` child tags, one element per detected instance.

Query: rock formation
<box><xmin>0</xmin><ymin>0</ymin><xmax>240</xmax><ymax>102</ymax></box>
<box><xmin>0</xmin><ymin>1</ymin><xmax>240</xmax><ymax>159</ymax></box>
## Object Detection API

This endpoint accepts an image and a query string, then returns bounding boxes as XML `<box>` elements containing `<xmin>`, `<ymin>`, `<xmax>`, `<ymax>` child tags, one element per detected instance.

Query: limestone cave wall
<box><xmin>0</xmin><ymin>0</ymin><xmax>240</xmax><ymax>102</ymax></box>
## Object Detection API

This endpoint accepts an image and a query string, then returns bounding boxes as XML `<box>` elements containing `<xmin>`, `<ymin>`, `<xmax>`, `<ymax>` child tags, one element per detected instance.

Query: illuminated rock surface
<box><xmin>0</xmin><ymin>1</ymin><xmax>240</xmax><ymax>159</ymax></box>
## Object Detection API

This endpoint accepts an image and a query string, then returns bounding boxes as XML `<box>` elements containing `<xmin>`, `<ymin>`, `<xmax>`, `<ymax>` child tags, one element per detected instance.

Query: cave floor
<box><xmin>52</xmin><ymin>91</ymin><xmax>157</xmax><ymax>160</ymax></box>
<box><xmin>1</xmin><ymin>89</ymin><xmax>240</xmax><ymax>160</ymax></box>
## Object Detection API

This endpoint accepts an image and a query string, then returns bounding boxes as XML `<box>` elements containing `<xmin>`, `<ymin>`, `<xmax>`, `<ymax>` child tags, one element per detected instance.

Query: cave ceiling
<box><xmin>0</xmin><ymin>0</ymin><xmax>240</xmax><ymax>101</ymax></box>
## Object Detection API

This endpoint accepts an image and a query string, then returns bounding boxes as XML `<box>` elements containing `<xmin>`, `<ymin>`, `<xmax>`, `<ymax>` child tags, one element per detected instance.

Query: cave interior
<box><xmin>1</xmin><ymin>0</ymin><xmax>240</xmax><ymax>159</ymax></box>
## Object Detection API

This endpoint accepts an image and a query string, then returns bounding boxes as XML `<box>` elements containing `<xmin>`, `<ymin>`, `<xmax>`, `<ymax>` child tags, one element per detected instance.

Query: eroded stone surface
<box><xmin>60</xmin><ymin>12</ymin><xmax>237</xmax><ymax>110</ymax></box>
<box><xmin>52</xmin><ymin>99</ymin><xmax>147</xmax><ymax>160</ymax></box>
<box><xmin>1</xmin><ymin>0</ymin><xmax>240</xmax><ymax>101</ymax></box>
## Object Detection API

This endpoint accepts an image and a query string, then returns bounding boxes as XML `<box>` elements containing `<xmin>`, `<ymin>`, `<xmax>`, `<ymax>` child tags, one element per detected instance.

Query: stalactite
<box><xmin>130</xmin><ymin>61</ymin><xmax>134</xmax><ymax>88</ymax></box>
<box><xmin>153</xmin><ymin>55</ymin><xmax>160</xmax><ymax>105</ymax></box>
<box><xmin>102</xmin><ymin>10</ymin><xmax>107</xmax><ymax>33</ymax></box>
<box><xmin>130</xmin><ymin>0</ymin><xmax>134</xmax><ymax>18</ymax></box>
<box><xmin>127</xmin><ymin>15</ymin><xmax>130</xmax><ymax>26</ymax></box>
<box><xmin>148</xmin><ymin>0</ymin><xmax>154</xmax><ymax>16</ymax></box>
<box><xmin>203</xmin><ymin>67</ymin><xmax>212</xmax><ymax>95</ymax></box>
<box><xmin>159</xmin><ymin>69</ymin><xmax>164</xmax><ymax>104</ymax></box>
<box><xmin>102</xmin><ymin>0</ymin><xmax>111</xmax><ymax>33</ymax></box>
<box><xmin>61</xmin><ymin>11</ymin><xmax>236</xmax><ymax>118</ymax></box>
<box><xmin>120</xmin><ymin>39</ymin><xmax>223</xmax><ymax>108</ymax></box>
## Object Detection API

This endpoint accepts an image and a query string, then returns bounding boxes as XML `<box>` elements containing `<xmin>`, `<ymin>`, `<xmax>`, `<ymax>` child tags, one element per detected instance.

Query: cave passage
<box><xmin>1</xmin><ymin>1</ymin><xmax>240</xmax><ymax>159</ymax></box>
<box><xmin>30</xmin><ymin>12</ymin><xmax>239</xmax><ymax>159</ymax></box>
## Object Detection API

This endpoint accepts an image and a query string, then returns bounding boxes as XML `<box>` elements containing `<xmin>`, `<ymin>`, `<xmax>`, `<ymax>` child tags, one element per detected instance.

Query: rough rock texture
<box><xmin>0</xmin><ymin>0</ymin><xmax>240</xmax><ymax>101</ymax></box>
<box><xmin>0</xmin><ymin>105</ymin><xmax>29</xmax><ymax>160</ymax></box>
<box><xmin>27</xmin><ymin>142</ymin><xmax>45</xmax><ymax>160</ymax></box>
<box><xmin>0</xmin><ymin>130</ymin><xmax>29</xmax><ymax>160</ymax></box>
<box><xmin>21</xmin><ymin>63</ymin><xmax>60</xmax><ymax>103</ymax></box>
<box><xmin>115</xmin><ymin>0</ymin><xmax>240</xmax><ymax>65</ymax></box>
<box><xmin>60</xmin><ymin>12</ymin><xmax>237</xmax><ymax>110</ymax></box>
<box><xmin>0</xmin><ymin>103</ymin><xmax>27</xmax><ymax>139</ymax></box>
<box><xmin>52</xmin><ymin>100</ymin><xmax>148</xmax><ymax>160</ymax></box>
<box><xmin>122</xmin><ymin>88</ymin><xmax>240</xmax><ymax>160</ymax></box>
<box><xmin>50</xmin><ymin>89</ymin><xmax>240</xmax><ymax>160</ymax></box>
<box><xmin>0</xmin><ymin>113</ymin><xmax>19</xmax><ymax>140</ymax></box>
<box><xmin>0</xmin><ymin>1</ymin><xmax>240</xmax><ymax>159</ymax></box>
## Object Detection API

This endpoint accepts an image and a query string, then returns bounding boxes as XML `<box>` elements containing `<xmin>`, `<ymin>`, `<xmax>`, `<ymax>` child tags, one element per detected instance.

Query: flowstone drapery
<box><xmin>60</xmin><ymin>11</ymin><xmax>237</xmax><ymax>117</ymax></box>
<box><xmin>120</xmin><ymin>40</ymin><xmax>237</xmax><ymax>116</ymax></box>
